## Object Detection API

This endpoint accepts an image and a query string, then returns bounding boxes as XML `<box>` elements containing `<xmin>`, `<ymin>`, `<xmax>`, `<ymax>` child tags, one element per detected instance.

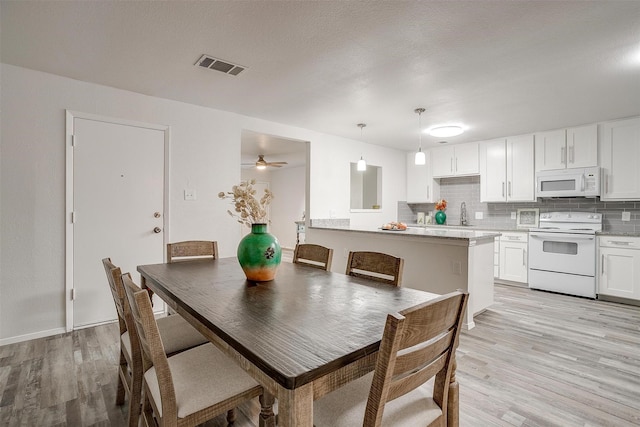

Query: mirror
<box><xmin>350</xmin><ymin>163</ymin><xmax>382</xmax><ymax>210</ymax></box>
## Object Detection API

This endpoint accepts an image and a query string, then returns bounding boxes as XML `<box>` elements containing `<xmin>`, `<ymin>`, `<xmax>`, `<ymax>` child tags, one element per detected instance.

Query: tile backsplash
<box><xmin>398</xmin><ymin>176</ymin><xmax>640</xmax><ymax>232</ymax></box>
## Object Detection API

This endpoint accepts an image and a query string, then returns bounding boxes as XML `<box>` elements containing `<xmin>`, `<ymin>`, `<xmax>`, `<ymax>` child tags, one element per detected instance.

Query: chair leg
<box><xmin>116</xmin><ymin>351</ymin><xmax>127</xmax><ymax>406</ymax></box>
<box><xmin>259</xmin><ymin>393</ymin><xmax>276</xmax><ymax>427</ymax></box>
<box><xmin>128</xmin><ymin>365</ymin><xmax>144</xmax><ymax>427</ymax></box>
<box><xmin>226</xmin><ymin>408</ymin><xmax>236</xmax><ymax>425</ymax></box>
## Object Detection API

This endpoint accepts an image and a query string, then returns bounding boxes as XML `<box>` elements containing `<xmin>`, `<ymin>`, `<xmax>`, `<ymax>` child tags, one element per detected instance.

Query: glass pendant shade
<box><xmin>357</xmin><ymin>156</ymin><xmax>367</xmax><ymax>171</ymax></box>
<box><xmin>415</xmin><ymin>149</ymin><xmax>426</xmax><ymax>165</ymax></box>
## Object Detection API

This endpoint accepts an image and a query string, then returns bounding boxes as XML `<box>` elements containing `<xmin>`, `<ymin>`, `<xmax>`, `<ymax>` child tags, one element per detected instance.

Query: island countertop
<box><xmin>308</xmin><ymin>225</ymin><xmax>501</xmax><ymax>245</ymax></box>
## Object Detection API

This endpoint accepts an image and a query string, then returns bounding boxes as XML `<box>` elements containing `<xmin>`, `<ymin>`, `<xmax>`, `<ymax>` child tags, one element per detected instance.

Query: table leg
<box><xmin>277</xmin><ymin>383</ymin><xmax>313</xmax><ymax>427</ymax></box>
<box><xmin>140</xmin><ymin>276</ymin><xmax>154</xmax><ymax>306</ymax></box>
<box><xmin>447</xmin><ymin>356</ymin><xmax>459</xmax><ymax>427</ymax></box>
<box><xmin>259</xmin><ymin>392</ymin><xmax>275</xmax><ymax>427</ymax></box>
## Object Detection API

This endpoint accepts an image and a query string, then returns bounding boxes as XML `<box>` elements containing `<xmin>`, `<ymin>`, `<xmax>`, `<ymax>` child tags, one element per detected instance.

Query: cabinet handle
<box><xmin>605</xmin><ymin>174</ymin><xmax>610</xmax><ymax>194</ymax></box>
<box><xmin>508</xmin><ymin>181</ymin><xmax>512</xmax><ymax>197</ymax></box>
<box><xmin>601</xmin><ymin>254</ymin><xmax>605</xmax><ymax>275</ymax></box>
<box><xmin>523</xmin><ymin>249</ymin><xmax>526</xmax><ymax>266</ymax></box>
<box><xmin>451</xmin><ymin>158</ymin><xmax>453</xmax><ymax>173</ymax></box>
<box><xmin>561</xmin><ymin>147</ymin><xmax>566</xmax><ymax>164</ymax></box>
<box><xmin>610</xmin><ymin>241</ymin><xmax>632</xmax><ymax>246</ymax></box>
<box><xmin>570</xmin><ymin>145</ymin><xmax>575</xmax><ymax>163</ymax></box>
<box><xmin>427</xmin><ymin>185</ymin><xmax>430</xmax><ymax>199</ymax></box>
<box><xmin>502</xmin><ymin>182</ymin><xmax>505</xmax><ymax>197</ymax></box>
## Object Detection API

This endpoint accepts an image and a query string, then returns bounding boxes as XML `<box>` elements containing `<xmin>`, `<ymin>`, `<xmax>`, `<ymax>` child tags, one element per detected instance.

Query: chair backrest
<box><xmin>167</xmin><ymin>240</ymin><xmax>219</xmax><ymax>263</ymax></box>
<box><xmin>363</xmin><ymin>290</ymin><xmax>469</xmax><ymax>426</ymax></box>
<box><xmin>293</xmin><ymin>244</ymin><xmax>334</xmax><ymax>271</ymax></box>
<box><xmin>102</xmin><ymin>258</ymin><xmax>127</xmax><ymax>335</ymax></box>
<box><xmin>345</xmin><ymin>251</ymin><xmax>404</xmax><ymax>286</ymax></box>
<box><xmin>121</xmin><ymin>273</ymin><xmax>178</xmax><ymax>414</ymax></box>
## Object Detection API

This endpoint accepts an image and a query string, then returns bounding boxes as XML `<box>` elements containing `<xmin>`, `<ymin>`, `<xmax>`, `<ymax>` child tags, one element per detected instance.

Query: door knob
<box><xmin>153</xmin><ymin>227</ymin><xmax>162</xmax><ymax>233</ymax></box>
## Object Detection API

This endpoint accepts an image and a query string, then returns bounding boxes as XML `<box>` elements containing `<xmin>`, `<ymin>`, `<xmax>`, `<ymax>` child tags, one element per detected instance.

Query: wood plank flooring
<box><xmin>0</xmin><ymin>284</ymin><xmax>638</xmax><ymax>426</ymax></box>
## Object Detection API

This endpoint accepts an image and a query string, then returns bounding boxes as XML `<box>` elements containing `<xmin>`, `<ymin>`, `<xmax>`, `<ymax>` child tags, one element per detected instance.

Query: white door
<box><xmin>70</xmin><ymin>114</ymin><xmax>166</xmax><ymax>328</ymax></box>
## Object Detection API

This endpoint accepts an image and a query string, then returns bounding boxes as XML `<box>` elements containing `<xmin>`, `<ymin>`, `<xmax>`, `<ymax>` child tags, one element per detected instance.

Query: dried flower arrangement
<box><xmin>435</xmin><ymin>199</ymin><xmax>448</xmax><ymax>211</ymax></box>
<box><xmin>218</xmin><ymin>179</ymin><xmax>274</xmax><ymax>227</ymax></box>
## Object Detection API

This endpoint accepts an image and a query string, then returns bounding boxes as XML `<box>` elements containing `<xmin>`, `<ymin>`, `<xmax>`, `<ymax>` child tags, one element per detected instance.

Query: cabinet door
<box><xmin>600</xmin><ymin>117</ymin><xmax>640</xmax><ymax>201</ymax></box>
<box><xmin>499</xmin><ymin>242</ymin><xmax>528</xmax><ymax>283</ymax></box>
<box><xmin>479</xmin><ymin>139</ymin><xmax>506</xmax><ymax>202</ymax></box>
<box><xmin>535</xmin><ymin>129</ymin><xmax>566</xmax><ymax>171</ymax></box>
<box><xmin>507</xmin><ymin>134</ymin><xmax>535</xmax><ymax>201</ymax></box>
<box><xmin>567</xmin><ymin>124</ymin><xmax>597</xmax><ymax>168</ymax></box>
<box><xmin>454</xmin><ymin>142</ymin><xmax>479</xmax><ymax>176</ymax></box>
<box><xmin>431</xmin><ymin>145</ymin><xmax>454</xmax><ymax>177</ymax></box>
<box><xmin>599</xmin><ymin>247</ymin><xmax>640</xmax><ymax>299</ymax></box>
<box><xmin>406</xmin><ymin>151</ymin><xmax>439</xmax><ymax>203</ymax></box>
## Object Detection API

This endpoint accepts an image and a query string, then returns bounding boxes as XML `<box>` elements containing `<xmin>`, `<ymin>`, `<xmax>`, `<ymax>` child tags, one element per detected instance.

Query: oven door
<box><xmin>528</xmin><ymin>231</ymin><xmax>596</xmax><ymax>276</ymax></box>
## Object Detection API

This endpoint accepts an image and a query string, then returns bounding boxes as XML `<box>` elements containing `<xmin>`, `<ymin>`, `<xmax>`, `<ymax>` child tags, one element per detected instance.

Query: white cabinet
<box><xmin>600</xmin><ymin>117</ymin><xmax>640</xmax><ymax>201</ymax></box>
<box><xmin>431</xmin><ymin>142</ymin><xmax>479</xmax><ymax>178</ymax></box>
<box><xmin>499</xmin><ymin>232</ymin><xmax>528</xmax><ymax>283</ymax></box>
<box><xmin>535</xmin><ymin>124</ymin><xmax>597</xmax><ymax>171</ymax></box>
<box><xmin>406</xmin><ymin>152</ymin><xmax>439</xmax><ymax>203</ymax></box>
<box><xmin>479</xmin><ymin>135</ymin><xmax>535</xmax><ymax>202</ymax></box>
<box><xmin>598</xmin><ymin>236</ymin><xmax>640</xmax><ymax>301</ymax></box>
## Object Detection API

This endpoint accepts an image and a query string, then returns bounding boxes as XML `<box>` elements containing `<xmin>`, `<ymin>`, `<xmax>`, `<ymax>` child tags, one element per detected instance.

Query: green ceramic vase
<box><xmin>237</xmin><ymin>223</ymin><xmax>282</xmax><ymax>282</ymax></box>
<box><xmin>435</xmin><ymin>210</ymin><xmax>446</xmax><ymax>225</ymax></box>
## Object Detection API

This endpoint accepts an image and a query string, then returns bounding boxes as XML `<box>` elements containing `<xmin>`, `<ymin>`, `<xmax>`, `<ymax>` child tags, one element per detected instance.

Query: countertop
<box><xmin>308</xmin><ymin>224</ymin><xmax>501</xmax><ymax>243</ymax></box>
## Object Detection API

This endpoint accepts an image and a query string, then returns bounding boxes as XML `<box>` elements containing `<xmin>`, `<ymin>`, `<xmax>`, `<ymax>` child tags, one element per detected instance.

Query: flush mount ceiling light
<box><xmin>357</xmin><ymin>123</ymin><xmax>367</xmax><ymax>172</ymax></box>
<box><xmin>414</xmin><ymin>108</ymin><xmax>426</xmax><ymax>165</ymax></box>
<box><xmin>428</xmin><ymin>125</ymin><xmax>465</xmax><ymax>138</ymax></box>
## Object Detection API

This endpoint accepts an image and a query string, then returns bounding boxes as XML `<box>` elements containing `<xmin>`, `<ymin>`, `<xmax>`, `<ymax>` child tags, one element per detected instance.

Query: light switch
<box><xmin>622</xmin><ymin>211</ymin><xmax>631</xmax><ymax>221</ymax></box>
<box><xmin>184</xmin><ymin>189</ymin><xmax>197</xmax><ymax>201</ymax></box>
<box><xmin>475</xmin><ymin>212</ymin><xmax>483</xmax><ymax>220</ymax></box>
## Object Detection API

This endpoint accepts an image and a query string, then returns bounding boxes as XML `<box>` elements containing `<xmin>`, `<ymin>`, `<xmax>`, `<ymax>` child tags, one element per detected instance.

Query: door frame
<box><xmin>65</xmin><ymin>110</ymin><xmax>171</xmax><ymax>332</ymax></box>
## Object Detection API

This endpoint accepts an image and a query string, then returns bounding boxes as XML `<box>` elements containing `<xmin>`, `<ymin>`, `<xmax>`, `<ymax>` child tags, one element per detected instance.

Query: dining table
<box><xmin>137</xmin><ymin>257</ymin><xmax>456</xmax><ymax>427</ymax></box>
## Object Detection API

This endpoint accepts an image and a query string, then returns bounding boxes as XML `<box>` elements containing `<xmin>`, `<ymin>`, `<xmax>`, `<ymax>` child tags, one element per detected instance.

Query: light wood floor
<box><xmin>0</xmin><ymin>284</ymin><xmax>638</xmax><ymax>426</ymax></box>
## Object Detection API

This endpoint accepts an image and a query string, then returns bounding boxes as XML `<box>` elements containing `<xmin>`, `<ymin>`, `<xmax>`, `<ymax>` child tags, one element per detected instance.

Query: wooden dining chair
<box><xmin>166</xmin><ymin>240</ymin><xmax>219</xmax><ymax>263</ymax></box>
<box><xmin>121</xmin><ymin>273</ymin><xmax>264</xmax><ymax>427</ymax></box>
<box><xmin>293</xmin><ymin>243</ymin><xmax>334</xmax><ymax>271</ymax></box>
<box><xmin>345</xmin><ymin>251</ymin><xmax>404</xmax><ymax>286</ymax></box>
<box><xmin>314</xmin><ymin>290</ymin><xmax>469</xmax><ymax>427</ymax></box>
<box><xmin>102</xmin><ymin>258</ymin><xmax>208</xmax><ymax>427</ymax></box>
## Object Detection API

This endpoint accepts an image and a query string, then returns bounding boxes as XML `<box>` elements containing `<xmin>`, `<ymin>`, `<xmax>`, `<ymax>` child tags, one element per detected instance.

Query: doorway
<box><xmin>65</xmin><ymin>111</ymin><xmax>169</xmax><ymax>330</ymax></box>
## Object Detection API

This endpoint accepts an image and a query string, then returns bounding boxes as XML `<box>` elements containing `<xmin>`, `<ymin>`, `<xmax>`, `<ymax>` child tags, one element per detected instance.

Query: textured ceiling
<box><xmin>2</xmin><ymin>1</ymin><xmax>639</xmax><ymax>154</ymax></box>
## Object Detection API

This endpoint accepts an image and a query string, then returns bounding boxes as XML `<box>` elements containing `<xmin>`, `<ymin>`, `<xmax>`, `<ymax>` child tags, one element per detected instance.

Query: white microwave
<box><xmin>536</xmin><ymin>167</ymin><xmax>600</xmax><ymax>198</ymax></box>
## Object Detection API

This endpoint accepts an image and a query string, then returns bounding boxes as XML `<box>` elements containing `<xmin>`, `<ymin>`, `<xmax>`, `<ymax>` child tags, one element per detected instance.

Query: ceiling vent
<box><xmin>195</xmin><ymin>54</ymin><xmax>246</xmax><ymax>76</ymax></box>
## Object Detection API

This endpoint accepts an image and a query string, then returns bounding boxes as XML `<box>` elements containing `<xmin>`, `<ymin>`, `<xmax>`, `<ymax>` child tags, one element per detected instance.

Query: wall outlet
<box><xmin>184</xmin><ymin>189</ymin><xmax>196</xmax><ymax>201</ymax></box>
<box><xmin>511</xmin><ymin>212</ymin><xmax>517</xmax><ymax>220</ymax></box>
<box><xmin>475</xmin><ymin>212</ymin><xmax>483</xmax><ymax>220</ymax></box>
<box><xmin>622</xmin><ymin>211</ymin><xmax>631</xmax><ymax>221</ymax></box>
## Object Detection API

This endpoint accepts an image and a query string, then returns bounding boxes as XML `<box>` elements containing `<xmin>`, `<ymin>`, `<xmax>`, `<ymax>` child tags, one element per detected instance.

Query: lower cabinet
<box><xmin>598</xmin><ymin>236</ymin><xmax>640</xmax><ymax>301</ymax></box>
<box><xmin>499</xmin><ymin>232</ymin><xmax>528</xmax><ymax>283</ymax></box>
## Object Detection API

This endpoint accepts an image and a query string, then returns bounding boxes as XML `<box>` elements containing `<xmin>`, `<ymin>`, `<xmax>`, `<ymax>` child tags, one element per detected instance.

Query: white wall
<box><xmin>0</xmin><ymin>64</ymin><xmax>407</xmax><ymax>343</ymax></box>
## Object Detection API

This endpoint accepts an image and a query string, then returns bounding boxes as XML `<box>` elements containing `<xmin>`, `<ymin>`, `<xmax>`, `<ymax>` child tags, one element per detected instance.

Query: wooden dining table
<box><xmin>137</xmin><ymin>257</ymin><xmax>453</xmax><ymax>426</ymax></box>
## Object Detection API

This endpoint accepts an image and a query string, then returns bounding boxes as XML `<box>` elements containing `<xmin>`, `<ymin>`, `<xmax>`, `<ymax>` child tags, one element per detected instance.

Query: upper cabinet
<box><xmin>431</xmin><ymin>142</ymin><xmax>479</xmax><ymax>178</ymax></box>
<box><xmin>479</xmin><ymin>135</ymin><xmax>535</xmax><ymax>202</ymax></box>
<box><xmin>406</xmin><ymin>152</ymin><xmax>440</xmax><ymax>203</ymax></box>
<box><xmin>535</xmin><ymin>124</ymin><xmax>597</xmax><ymax>171</ymax></box>
<box><xmin>600</xmin><ymin>117</ymin><xmax>640</xmax><ymax>201</ymax></box>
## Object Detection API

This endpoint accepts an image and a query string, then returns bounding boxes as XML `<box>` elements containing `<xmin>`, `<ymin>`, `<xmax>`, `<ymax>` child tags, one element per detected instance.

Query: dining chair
<box><xmin>314</xmin><ymin>290</ymin><xmax>469</xmax><ymax>427</ymax></box>
<box><xmin>166</xmin><ymin>240</ymin><xmax>219</xmax><ymax>263</ymax></box>
<box><xmin>293</xmin><ymin>243</ymin><xmax>334</xmax><ymax>271</ymax></box>
<box><xmin>121</xmin><ymin>272</ymin><xmax>264</xmax><ymax>427</ymax></box>
<box><xmin>102</xmin><ymin>258</ymin><xmax>208</xmax><ymax>427</ymax></box>
<box><xmin>345</xmin><ymin>251</ymin><xmax>404</xmax><ymax>286</ymax></box>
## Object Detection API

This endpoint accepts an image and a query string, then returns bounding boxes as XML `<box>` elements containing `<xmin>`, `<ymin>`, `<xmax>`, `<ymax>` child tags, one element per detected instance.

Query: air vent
<box><xmin>195</xmin><ymin>55</ymin><xmax>246</xmax><ymax>76</ymax></box>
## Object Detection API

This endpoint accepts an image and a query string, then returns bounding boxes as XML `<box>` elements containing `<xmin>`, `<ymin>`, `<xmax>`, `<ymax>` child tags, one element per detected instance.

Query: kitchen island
<box><xmin>306</xmin><ymin>225</ymin><xmax>500</xmax><ymax>329</ymax></box>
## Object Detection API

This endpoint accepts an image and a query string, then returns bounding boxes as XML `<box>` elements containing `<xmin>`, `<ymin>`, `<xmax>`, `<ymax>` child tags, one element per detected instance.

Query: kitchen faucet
<box><xmin>460</xmin><ymin>202</ymin><xmax>468</xmax><ymax>226</ymax></box>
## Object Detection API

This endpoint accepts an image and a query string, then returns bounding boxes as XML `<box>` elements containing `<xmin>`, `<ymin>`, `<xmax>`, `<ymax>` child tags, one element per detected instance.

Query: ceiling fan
<box><xmin>243</xmin><ymin>154</ymin><xmax>288</xmax><ymax>169</ymax></box>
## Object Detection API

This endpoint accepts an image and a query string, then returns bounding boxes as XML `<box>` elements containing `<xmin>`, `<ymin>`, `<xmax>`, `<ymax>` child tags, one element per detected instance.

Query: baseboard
<box><xmin>597</xmin><ymin>294</ymin><xmax>640</xmax><ymax>307</ymax></box>
<box><xmin>0</xmin><ymin>327</ymin><xmax>67</xmax><ymax>346</ymax></box>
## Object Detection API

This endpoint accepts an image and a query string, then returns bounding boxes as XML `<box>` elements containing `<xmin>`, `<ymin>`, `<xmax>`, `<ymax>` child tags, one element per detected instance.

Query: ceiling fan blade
<box><xmin>266</xmin><ymin>163</ymin><xmax>283</xmax><ymax>167</ymax></box>
<box><xmin>267</xmin><ymin>162</ymin><xmax>288</xmax><ymax>165</ymax></box>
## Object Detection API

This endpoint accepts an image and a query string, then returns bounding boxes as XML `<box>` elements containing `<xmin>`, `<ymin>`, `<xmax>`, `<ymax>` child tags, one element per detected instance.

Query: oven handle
<box><xmin>529</xmin><ymin>232</ymin><xmax>595</xmax><ymax>241</ymax></box>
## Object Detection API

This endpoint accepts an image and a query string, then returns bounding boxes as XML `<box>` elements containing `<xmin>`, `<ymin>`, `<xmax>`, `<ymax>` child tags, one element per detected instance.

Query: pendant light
<box><xmin>357</xmin><ymin>123</ymin><xmax>367</xmax><ymax>171</ymax></box>
<box><xmin>414</xmin><ymin>108</ymin><xmax>426</xmax><ymax>165</ymax></box>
